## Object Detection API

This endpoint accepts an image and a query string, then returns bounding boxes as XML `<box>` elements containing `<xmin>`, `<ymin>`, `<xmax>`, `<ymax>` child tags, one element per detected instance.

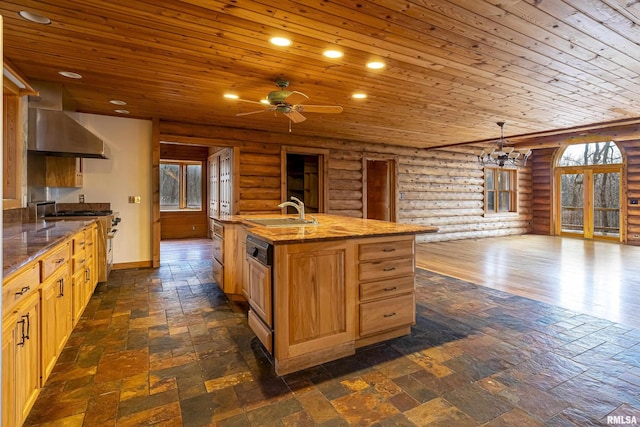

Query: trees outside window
<box><xmin>160</xmin><ymin>160</ymin><xmax>202</xmax><ymax>211</ymax></box>
<box><xmin>557</xmin><ymin>142</ymin><xmax>622</xmax><ymax>239</ymax></box>
<box><xmin>485</xmin><ymin>168</ymin><xmax>517</xmax><ymax>214</ymax></box>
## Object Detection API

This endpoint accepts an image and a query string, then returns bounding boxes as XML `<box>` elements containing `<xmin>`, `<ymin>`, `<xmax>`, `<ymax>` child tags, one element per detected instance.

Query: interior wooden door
<box><xmin>366</xmin><ymin>159</ymin><xmax>394</xmax><ymax>221</ymax></box>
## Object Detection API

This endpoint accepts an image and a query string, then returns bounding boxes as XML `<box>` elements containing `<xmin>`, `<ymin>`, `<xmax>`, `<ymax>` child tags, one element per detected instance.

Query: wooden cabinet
<box><xmin>3</xmin><ymin>290</ymin><xmax>41</xmax><ymax>427</ymax></box>
<box><xmin>246</xmin><ymin>256</ymin><xmax>273</xmax><ymax>353</ymax></box>
<box><xmin>40</xmin><ymin>240</ymin><xmax>72</xmax><ymax>385</ymax></box>
<box><xmin>69</xmin><ymin>225</ymin><xmax>97</xmax><ymax>326</ymax></box>
<box><xmin>272</xmin><ymin>240</ymin><xmax>357</xmax><ymax>375</ymax></box>
<box><xmin>208</xmin><ymin>148</ymin><xmax>236</xmax><ymax>217</ymax></box>
<box><xmin>357</xmin><ymin>236</ymin><xmax>416</xmax><ymax>345</ymax></box>
<box><xmin>45</xmin><ymin>156</ymin><xmax>83</xmax><ymax>188</ymax></box>
<box><xmin>3</xmin><ymin>260</ymin><xmax>41</xmax><ymax>427</ymax></box>
<box><xmin>211</xmin><ymin>220</ymin><xmax>245</xmax><ymax>297</ymax></box>
<box><xmin>247</xmin><ymin>257</ymin><xmax>272</xmax><ymax>326</ymax></box>
<box><xmin>2</xmin><ymin>223</ymin><xmax>100</xmax><ymax>425</ymax></box>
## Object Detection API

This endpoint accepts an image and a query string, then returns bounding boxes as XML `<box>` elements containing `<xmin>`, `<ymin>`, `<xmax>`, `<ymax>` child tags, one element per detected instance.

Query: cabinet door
<box><xmin>247</xmin><ymin>257</ymin><xmax>272</xmax><ymax>326</ymax></box>
<box><xmin>219</xmin><ymin>148</ymin><xmax>233</xmax><ymax>215</ymax></box>
<box><xmin>40</xmin><ymin>278</ymin><xmax>58</xmax><ymax>382</ymax></box>
<box><xmin>15</xmin><ymin>292</ymin><xmax>41</xmax><ymax>426</ymax></box>
<box><xmin>2</xmin><ymin>315</ymin><xmax>17</xmax><ymax>427</ymax></box>
<box><xmin>72</xmin><ymin>270</ymin><xmax>85</xmax><ymax>326</ymax></box>
<box><xmin>208</xmin><ymin>154</ymin><xmax>219</xmax><ymax>217</ymax></box>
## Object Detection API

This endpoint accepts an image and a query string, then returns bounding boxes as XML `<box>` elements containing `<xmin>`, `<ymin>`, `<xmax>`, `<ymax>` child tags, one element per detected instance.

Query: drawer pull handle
<box><xmin>384</xmin><ymin>312</ymin><xmax>397</xmax><ymax>318</ymax></box>
<box><xmin>15</xmin><ymin>286</ymin><xmax>30</xmax><ymax>296</ymax></box>
<box><xmin>55</xmin><ymin>257</ymin><xmax>65</xmax><ymax>264</ymax></box>
<box><xmin>383</xmin><ymin>267</ymin><xmax>396</xmax><ymax>272</ymax></box>
<box><xmin>58</xmin><ymin>278</ymin><xmax>65</xmax><ymax>297</ymax></box>
<box><xmin>384</xmin><ymin>286</ymin><xmax>397</xmax><ymax>291</ymax></box>
<box><xmin>383</xmin><ymin>248</ymin><xmax>396</xmax><ymax>252</ymax></box>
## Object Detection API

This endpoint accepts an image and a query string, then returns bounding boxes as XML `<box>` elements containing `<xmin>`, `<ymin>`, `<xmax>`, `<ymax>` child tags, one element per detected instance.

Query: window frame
<box><xmin>484</xmin><ymin>167</ymin><xmax>518</xmax><ymax>215</ymax></box>
<box><xmin>159</xmin><ymin>159</ymin><xmax>204</xmax><ymax>212</ymax></box>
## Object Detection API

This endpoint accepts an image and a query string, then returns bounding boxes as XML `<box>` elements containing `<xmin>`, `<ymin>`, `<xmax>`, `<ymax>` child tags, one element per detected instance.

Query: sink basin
<box><xmin>245</xmin><ymin>217</ymin><xmax>318</xmax><ymax>227</ymax></box>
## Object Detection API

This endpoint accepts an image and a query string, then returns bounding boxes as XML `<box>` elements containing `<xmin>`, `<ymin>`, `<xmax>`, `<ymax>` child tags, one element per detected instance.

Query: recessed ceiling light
<box><xmin>323</xmin><ymin>50</ymin><xmax>343</xmax><ymax>59</ymax></box>
<box><xmin>223</xmin><ymin>93</ymin><xmax>239</xmax><ymax>99</ymax></box>
<box><xmin>58</xmin><ymin>71</ymin><xmax>82</xmax><ymax>79</ymax></box>
<box><xmin>366</xmin><ymin>61</ymin><xmax>385</xmax><ymax>70</ymax></box>
<box><xmin>18</xmin><ymin>11</ymin><xmax>51</xmax><ymax>25</ymax></box>
<box><xmin>270</xmin><ymin>37</ymin><xmax>292</xmax><ymax>47</ymax></box>
<box><xmin>114</xmin><ymin>109</ymin><xmax>130</xmax><ymax>114</ymax></box>
<box><xmin>109</xmin><ymin>99</ymin><xmax>127</xmax><ymax>105</ymax></box>
<box><xmin>352</xmin><ymin>93</ymin><xmax>367</xmax><ymax>99</ymax></box>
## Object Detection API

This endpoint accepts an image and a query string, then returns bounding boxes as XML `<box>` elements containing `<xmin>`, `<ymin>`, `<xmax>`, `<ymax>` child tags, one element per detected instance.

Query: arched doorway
<box><xmin>555</xmin><ymin>142</ymin><xmax>623</xmax><ymax>240</ymax></box>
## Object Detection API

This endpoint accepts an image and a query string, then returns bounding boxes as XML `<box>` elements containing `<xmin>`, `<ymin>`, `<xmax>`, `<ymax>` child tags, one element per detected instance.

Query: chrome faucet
<box><xmin>278</xmin><ymin>196</ymin><xmax>305</xmax><ymax>221</ymax></box>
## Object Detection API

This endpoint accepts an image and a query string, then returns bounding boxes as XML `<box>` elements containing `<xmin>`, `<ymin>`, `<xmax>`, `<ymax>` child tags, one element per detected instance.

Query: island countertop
<box><xmin>241</xmin><ymin>214</ymin><xmax>437</xmax><ymax>244</ymax></box>
<box><xmin>3</xmin><ymin>219</ymin><xmax>97</xmax><ymax>277</ymax></box>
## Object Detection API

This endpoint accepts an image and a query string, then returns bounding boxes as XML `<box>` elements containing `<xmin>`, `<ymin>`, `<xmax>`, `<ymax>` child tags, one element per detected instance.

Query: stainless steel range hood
<box><xmin>27</xmin><ymin>82</ymin><xmax>110</xmax><ymax>159</ymax></box>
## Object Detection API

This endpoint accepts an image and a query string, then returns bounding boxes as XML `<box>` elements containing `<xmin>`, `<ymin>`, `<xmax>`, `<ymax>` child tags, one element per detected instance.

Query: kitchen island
<box><xmin>237</xmin><ymin>214</ymin><xmax>437</xmax><ymax>375</ymax></box>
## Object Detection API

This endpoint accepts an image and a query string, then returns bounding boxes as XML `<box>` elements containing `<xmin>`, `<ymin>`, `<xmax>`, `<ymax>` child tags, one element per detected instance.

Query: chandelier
<box><xmin>477</xmin><ymin>121</ymin><xmax>532</xmax><ymax>168</ymax></box>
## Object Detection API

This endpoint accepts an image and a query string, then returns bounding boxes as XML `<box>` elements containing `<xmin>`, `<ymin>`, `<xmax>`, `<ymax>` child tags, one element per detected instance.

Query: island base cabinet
<box><xmin>273</xmin><ymin>240</ymin><xmax>357</xmax><ymax>376</ymax></box>
<box><xmin>2</xmin><ymin>292</ymin><xmax>41</xmax><ymax>427</ymax></box>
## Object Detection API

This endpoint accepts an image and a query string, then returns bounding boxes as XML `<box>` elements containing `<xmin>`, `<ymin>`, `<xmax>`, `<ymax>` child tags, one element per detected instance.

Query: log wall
<box><xmin>626</xmin><ymin>140</ymin><xmax>640</xmax><ymax>245</ymax></box>
<box><xmin>531</xmin><ymin>148</ymin><xmax>556</xmax><ymax>235</ymax></box>
<box><xmin>159</xmin><ymin>122</ymin><xmax>533</xmax><ymax>243</ymax></box>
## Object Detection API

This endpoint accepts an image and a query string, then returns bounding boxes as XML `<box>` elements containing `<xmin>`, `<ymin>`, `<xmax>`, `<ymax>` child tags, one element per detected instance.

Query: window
<box><xmin>485</xmin><ymin>168</ymin><xmax>517</xmax><ymax>213</ymax></box>
<box><xmin>558</xmin><ymin>142</ymin><xmax>622</xmax><ymax>166</ymax></box>
<box><xmin>160</xmin><ymin>160</ymin><xmax>202</xmax><ymax>211</ymax></box>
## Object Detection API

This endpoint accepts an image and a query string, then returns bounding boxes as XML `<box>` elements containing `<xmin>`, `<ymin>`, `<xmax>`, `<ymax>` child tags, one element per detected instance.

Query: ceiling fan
<box><xmin>231</xmin><ymin>78</ymin><xmax>343</xmax><ymax>126</ymax></box>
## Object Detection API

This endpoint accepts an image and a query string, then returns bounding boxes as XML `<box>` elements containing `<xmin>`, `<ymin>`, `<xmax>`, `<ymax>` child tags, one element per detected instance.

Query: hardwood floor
<box><xmin>416</xmin><ymin>234</ymin><xmax>640</xmax><ymax>329</ymax></box>
<box><xmin>160</xmin><ymin>238</ymin><xmax>213</xmax><ymax>263</ymax></box>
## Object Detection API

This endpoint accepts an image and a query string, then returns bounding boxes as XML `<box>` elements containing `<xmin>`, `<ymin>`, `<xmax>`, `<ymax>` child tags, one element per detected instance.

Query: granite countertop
<box><xmin>3</xmin><ymin>219</ymin><xmax>96</xmax><ymax>278</ymax></box>
<box><xmin>241</xmin><ymin>214</ymin><xmax>437</xmax><ymax>244</ymax></box>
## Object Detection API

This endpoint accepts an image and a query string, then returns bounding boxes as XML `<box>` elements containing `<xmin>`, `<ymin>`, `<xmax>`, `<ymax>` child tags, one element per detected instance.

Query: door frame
<box><xmin>280</xmin><ymin>146</ymin><xmax>329</xmax><ymax>213</ymax></box>
<box><xmin>362</xmin><ymin>154</ymin><xmax>399</xmax><ymax>222</ymax></box>
<box><xmin>554</xmin><ymin>164</ymin><xmax>623</xmax><ymax>241</ymax></box>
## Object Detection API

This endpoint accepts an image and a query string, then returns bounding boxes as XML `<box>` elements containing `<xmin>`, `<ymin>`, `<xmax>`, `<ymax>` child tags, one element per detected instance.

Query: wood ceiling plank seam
<box><xmin>244</xmin><ymin>1</ymin><xmax>640</xmax><ymax>105</ymax></box>
<box><xmin>564</xmin><ymin>0</ymin><xmax>640</xmax><ymax>43</ymax></box>
<box><xmin>481</xmin><ymin>0</ymin><xmax>640</xmax><ymax>82</ymax></box>
<box><xmin>529</xmin><ymin>0</ymin><xmax>640</xmax><ymax>70</ymax></box>
<box><xmin>382</xmin><ymin>0</ymin><xmax>636</xmax><ymax>80</ymax></box>
<box><xmin>437</xmin><ymin>0</ymin><xmax>640</xmax><ymax>94</ymax></box>
<box><xmin>8</xmin><ymin>2</ymin><xmax>624</xmax><ymax>108</ymax></box>
<box><xmin>600</xmin><ymin>0</ymin><xmax>640</xmax><ymax>22</ymax></box>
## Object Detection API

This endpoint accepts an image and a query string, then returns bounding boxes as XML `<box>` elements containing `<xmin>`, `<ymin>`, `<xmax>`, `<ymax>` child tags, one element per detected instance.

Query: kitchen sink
<box><xmin>244</xmin><ymin>217</ymin><xmax>319</xmax><ymax>227</ymax></box>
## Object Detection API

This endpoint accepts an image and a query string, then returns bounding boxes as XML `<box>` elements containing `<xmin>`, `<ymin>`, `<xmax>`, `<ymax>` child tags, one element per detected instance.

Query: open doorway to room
<box><xmin>281</xmin><ymin>146</ymin><xmax>328</xmax><ymax>214</ymax></box>
<box><xmin>363</xmin><ymin>156</ymin><xmax>398</xmax><ymax>221</ymax></box>
<box><xmin>555</xmin><ymin>142</ymin><xmax>623</xmax><ymax>241</ymax></box>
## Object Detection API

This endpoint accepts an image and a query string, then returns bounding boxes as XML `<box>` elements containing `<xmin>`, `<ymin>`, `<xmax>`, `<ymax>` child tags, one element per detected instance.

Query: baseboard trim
<box><xmin>113</xmin><ymin>261</ymin><xmax>153</xmax><ymax>270</ymax></box>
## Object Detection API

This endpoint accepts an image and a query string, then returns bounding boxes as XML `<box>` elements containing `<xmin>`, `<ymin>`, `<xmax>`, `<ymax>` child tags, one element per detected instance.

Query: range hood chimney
<box><xmin>27</xmin><ymin>81</ymin><xmax>110</xmax><ymax>159</ymax></box>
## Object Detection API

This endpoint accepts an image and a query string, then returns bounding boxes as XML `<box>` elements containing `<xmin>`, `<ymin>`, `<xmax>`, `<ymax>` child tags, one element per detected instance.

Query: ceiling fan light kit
<box><xmin>230</xmin><ymin>78</ymin><xmax>343</xmax><ymax>130</ymax></box>
<box><xmin>477</xmin><ymin>122</ymin><xmax>532</xmax><ymax>168</ymax></box>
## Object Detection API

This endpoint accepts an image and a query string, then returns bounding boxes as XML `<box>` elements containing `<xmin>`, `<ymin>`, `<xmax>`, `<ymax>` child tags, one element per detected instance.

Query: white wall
<box><xmin>53</xmin><ymin>114</ymin><xmax>153</xmax><ymax>264</ymax></box>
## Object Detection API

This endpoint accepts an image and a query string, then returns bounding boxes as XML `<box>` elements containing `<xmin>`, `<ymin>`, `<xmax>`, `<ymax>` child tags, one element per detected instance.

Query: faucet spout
<box><xmin>278</xmin><ymin>196</ymin><xmax>305</xmax><ymax>221</ymax></box>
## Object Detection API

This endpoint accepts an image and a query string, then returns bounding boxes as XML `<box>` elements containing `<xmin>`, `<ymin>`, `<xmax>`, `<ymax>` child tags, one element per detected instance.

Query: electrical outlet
<box><xmin>192</xmin><ymin>226</ymin><xmax>196</xmax><ymax>231</ymax></box>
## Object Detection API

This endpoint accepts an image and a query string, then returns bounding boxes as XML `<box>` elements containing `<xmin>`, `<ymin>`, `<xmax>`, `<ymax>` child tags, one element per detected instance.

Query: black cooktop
<box><xmin>46</xmin><ymin>210</ymin><xmax>113</xmax><ymax>217</ymax></box>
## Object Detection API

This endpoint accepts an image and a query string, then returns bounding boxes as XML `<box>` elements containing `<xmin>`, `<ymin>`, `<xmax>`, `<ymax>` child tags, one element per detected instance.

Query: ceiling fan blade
<box><xmin>284</xmin><ymin>91</ymin><xmax>309</xmax><ymax>105</ymax></box>
<box><xmin>297</xmin><ymin>105</ymin><xmax>343</xmax><ymax>114</ymax></box>
<box><xmin>236</xmin><ymin>109</ymin><xmax>271</xmax><ymax>117</ymax></box>
<box><xmin>284</xmin><ymin>110</ymin><xmax>307</xmax><ymax>123</ymax></box>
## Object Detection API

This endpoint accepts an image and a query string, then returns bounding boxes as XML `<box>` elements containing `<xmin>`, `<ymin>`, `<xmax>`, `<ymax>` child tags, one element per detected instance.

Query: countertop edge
<box><xmin>3</xmin><ymin>219</ymin><xmax>97</xmax><ymax>278</ymax></box>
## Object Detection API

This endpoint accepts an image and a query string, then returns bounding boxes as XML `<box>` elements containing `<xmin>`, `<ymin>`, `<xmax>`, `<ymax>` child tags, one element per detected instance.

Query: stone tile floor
<box><xmin>24</xmin><ymin>259</ymin><xmax>640</xmax><ymax>426</ymax></box>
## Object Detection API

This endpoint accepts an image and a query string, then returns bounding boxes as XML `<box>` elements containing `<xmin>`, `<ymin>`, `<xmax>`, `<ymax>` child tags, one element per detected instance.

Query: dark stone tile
<box><xmin>443</xmin><ymin>383</ymin><xmax>514</xmax><ymax>423</ymax></box>
<box><xmin>392</xmin><ymin>374</ymin><xmax>438</xmax><ymax>403</ymax></box>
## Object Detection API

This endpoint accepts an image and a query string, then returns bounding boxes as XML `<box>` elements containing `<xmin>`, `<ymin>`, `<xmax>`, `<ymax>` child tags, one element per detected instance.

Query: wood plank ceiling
<box><xmin>2</xmin><ymin>0</ymin><xmax>640</xmax><ymax>149</ymax></box>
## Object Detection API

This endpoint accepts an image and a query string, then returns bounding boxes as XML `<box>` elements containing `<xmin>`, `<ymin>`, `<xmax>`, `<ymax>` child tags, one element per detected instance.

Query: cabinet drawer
<box><xmin>248</xmin><ymin>309</ymin><xmax>272</xmax><ymax>354</ymax></box>
<box><xmin>360</xmin><ymin>275</ymin><xmax>414</xmax><ymax>302</ymax></box>
<box><xmin>213</xmin><ymin>221</ymin><xmax>224</xmax><ymax>239</ymax></box>
<box><xmin>72</xmin><ymin>249</ymin><xmax>87</xmax><ymax>273</ymax></box>
<box><xmin>359</xmin><ymin>239</ymin><xmax>413</xmax><ymax>262</ymax></box>
<box><xmin>360</xmin><ymin>293</ymin><xmax>415</xmax><ymax>337</ymax></box>
<box><xmin>359</xmin><ymin>257</ymin><xmax>413</xmax><ymax>282</ymax></box>
<box><xmin>42</xmin><ymin>242</ymin><xmax>71</xmax><ymax>281</ymax></box>
<box><xmin>3</xmin><ymin>262</ymin><xmax>40</xmax><ymax>316</ymax></box>
<box><xmin>213</xmin><ymin>258</ymin><xmax>224</xmax><ymax>287</ymax></box>
<box><xmin>73</xmin><ymin>232</ymin><xmax>86</xmax><ymax>254</ymax></box>
<box><xmin>212</xmin><ymin>235</ymin><xmax>223</xmax><ymax>263</ymax></box>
